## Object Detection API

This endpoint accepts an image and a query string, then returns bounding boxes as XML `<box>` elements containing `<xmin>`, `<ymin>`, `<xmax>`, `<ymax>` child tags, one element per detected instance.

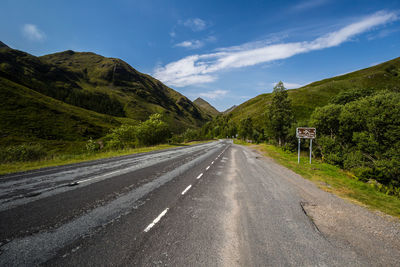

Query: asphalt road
<box><xmin>1</xmin><ymin>140</ymin><xmax>399</xmax><ymax>266</ymax></box>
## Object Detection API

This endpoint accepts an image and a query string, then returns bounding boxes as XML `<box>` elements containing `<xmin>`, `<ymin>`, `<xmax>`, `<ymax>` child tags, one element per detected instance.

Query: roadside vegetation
<box><xmin>0</xmin><ymin>113</ymin><xmax>212</xmax><ymax>175</ymax></box>
<box><xmin>0</xmin><ymin>144</ymin><xmax>179</xmax><ymax>175</ymax></box>
<box><xmin>235</xmin><ymin>140</ymin><xmax>400</xmax><ymax>218</ymax></box>
<box><xmin>0</xmin><ymin>140</ymin><xmax>210</xmax><ymax>175</ymax></box>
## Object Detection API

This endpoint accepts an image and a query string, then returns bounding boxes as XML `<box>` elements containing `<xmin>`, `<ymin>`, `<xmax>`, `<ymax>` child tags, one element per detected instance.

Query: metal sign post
<box><xmin>296</xmin><ymin>127</ymin><xmax>316</xmax><ymax>164</ymax></box>
<box><xmin>298</xmin><ymin>138</ymin><xmax>301</xmax><ymax>164</ymax></box>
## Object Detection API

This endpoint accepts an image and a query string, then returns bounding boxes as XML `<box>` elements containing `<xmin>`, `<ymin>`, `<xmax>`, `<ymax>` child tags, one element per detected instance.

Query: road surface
<box><xmin>0</xmin><ymin>140</ymin><xmax>399</xmax><ymax>266</ymax></box>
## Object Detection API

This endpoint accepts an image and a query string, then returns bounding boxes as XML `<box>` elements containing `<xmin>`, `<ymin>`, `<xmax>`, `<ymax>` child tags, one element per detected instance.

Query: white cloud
<box><xmin>175</xmin><ymin>40</ymin><xmax>204</xmax><ymax>49</ymax></box>
<box><xmin>199</xmin><ymin>90</ymin><xmax>229</xmax><ymax>99</ymax></box>
<box><xmin>292</xmin><ymin>0</ymin><xmax>330</xmax><ymax>11</ymax></box>
<box><xmin>174</xmin><ymin>36</ymin><xmax>216</xmax><ymax>50</ymax></box>
<box><xmin>183</xmin><ymin>18</ymin><xmax>206</xmax><ymax>31</ymax></box>
<box><xmin>154</xmin><ymin>11</ymin><xmax>397</xmax><ymax>87</ymax></box>
<box><xmin>22</xmin><ymin>24</ymin><xmax>46</xmax><ymax>41</ymax></box>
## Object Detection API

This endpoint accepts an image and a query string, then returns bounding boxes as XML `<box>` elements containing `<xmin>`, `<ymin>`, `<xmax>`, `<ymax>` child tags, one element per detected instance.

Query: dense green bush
<box><xmin>169</xmin><ymin>134</ymin><xmax>184</xmax><ymax>144</ymax></box>
<box><xmin>104</xmin><ymin>113</ymin><xmax>170</xmax><ymax>149</ymax></box>
<box><xmin>104</xmin><ymin>124</ymin><xmax>137</xmax><ymax>149</ymax></box>
<box><xmin>311</xmin><ymin>90</ymin><xmax>400</xmax><ymax>187</ymax></box>
<box><xmin>0</xmin><ymin>144</ymin><xmax>47</xmax><ymax>163</ymax></box>
<box><xmin>238</xmin><ymin>117</ymin><xmax>253</xmax><ymax>140</ymax></box>
<box><xmin>182</xmin><ymin>129</ymin><xmax>199</xmax><ymax>142</ymax></box>
<box><xmin>135</xmin><ymin>113</ymin><xmax>170</xmax><ymax>146</ymax></box>
<box><xmin>86</xmin><ymin>137</ymin><xmax>101</xmax><ymax>153</ymax></box>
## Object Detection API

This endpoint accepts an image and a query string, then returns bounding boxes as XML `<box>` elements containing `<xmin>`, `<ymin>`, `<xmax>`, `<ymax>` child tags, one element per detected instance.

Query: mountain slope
<box><xmin>0</xmin><ymin>76</ymin><xmax>132</xmax><ymax>152</ymax></box>
<box><xmin>230</xmin><ymin>57</ymin><xmax>400</xmax><ymax>127</ymax></box>
<box><xmin>0</xmin><ymin>44</ymin><xmax>210</xmax><ymax>153</ymax></box>
<box><xmin>223</xmin><ymin>105</ymin><xmax>237</xmax><ymax>114</ymax></box>
<box><xmin>39</xmin><ymin>50</ymin><xmax>208</xmax><ymax>129</ymax></box>
<box><xmin>0</xmin><ymin>41</ymin><xmax>9</xmax><ymax>48</ymax></box>
<box><xmin>193</xmin><ymin>97</ymin><xmax>220</xmax><ymax>117</ymax></box>
<box><xmin>0</xmin><ymin>45</ymin><xmax>208</xmax><ymax>128</ymax></box>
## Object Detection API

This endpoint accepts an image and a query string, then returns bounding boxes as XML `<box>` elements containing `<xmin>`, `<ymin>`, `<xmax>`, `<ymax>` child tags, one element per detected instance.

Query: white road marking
<box><xmin>197</xmin><ymin>173</ymin><xmax>203</xmax><ymax>179</ymax></box>
<box><xmin>206</xmin><ymin>166</ymin><xmax>210</xmax><ymax>170</ymax></box>
<box><xmin>211</xmin><ymin>161</ymin><xmax>214</xmax><ymax>165</ymax></box>
<box><xmin>181</xmin><ymin>185</ymin><xmax>192</xmax><ymax>195</ymax></box>
<box><xmin>144</xmin><ymin>208</ymin><xmax>169</xmax><ymax>232</ymax></box>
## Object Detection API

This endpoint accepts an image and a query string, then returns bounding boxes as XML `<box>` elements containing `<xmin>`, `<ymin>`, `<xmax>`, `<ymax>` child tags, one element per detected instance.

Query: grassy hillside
<box><xmin>230</xmin><ymin>57</ymin><xmax>400</xmax><ymax>127</ymax></box>
<box><xmin>223</xmin><ymin>105</ymin><xmax>237</xmax><ymax>114</ymax></box>
<box><xmin>40</xmin><ymin>50</ymin><xmax>209</xmax><ymax>130</ymax></box>
<box><xmin>0</xmin><ymin>76</ymin><xmax>132</xmax><ymax>154</ymax></box>
<box><xmin>0</xmin><ymin>44</ymin><xmax>212</xmax><ymax>159</ymax></box>
<box><xmin>193</xmin><ymin>97</ymin><xmax>220</xmax><ymax>117</ymax></box>
<box><xmin>0</xmin><ymin>46</ymin><xmax>209</xmax><ymax>134</ymax></box>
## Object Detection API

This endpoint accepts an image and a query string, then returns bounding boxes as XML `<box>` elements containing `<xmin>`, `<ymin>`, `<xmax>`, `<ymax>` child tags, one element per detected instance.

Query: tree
<box><xmin>136</xmin><ymin>113</ymin><xmax>170</xmax><ymax>146</ymax></box>
<box><xmin>310</xmin><ymin>104</ymin><xmax>342</xmax><ymax>138</ymax></box>
<box><xmin>239</xmin><ymin>117</ymin><xmax>253</xmax><ymax>140</ymax></box>
<box><xmin>266</xmin><ymin>81</ymin><xmax>294</xmax><ymax>146</ymax></box>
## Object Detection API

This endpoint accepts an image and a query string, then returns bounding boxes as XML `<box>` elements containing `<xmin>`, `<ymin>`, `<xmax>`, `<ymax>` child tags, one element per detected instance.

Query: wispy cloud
<box><xmin>22</xmin><ymin>24</ymin><xmax>46</xmax><ymax>41</ymax></box>
<box><xmin>367</xmin><ymin>28</ymin><xmax>399</xmax><ymax>40</ymax></box>
<box><xmin>199</xmin><ymin>89</ymin><xmax>229</xmax><ymax>99</ymax></box>
<box><xmin>154</xmin><ymin>11</ymin><xmax>397</xmax><ymax>87</ymax></box>
<box><xmin>175</xmin><ymin>36</ymin><xmax>216</xmax><ymax>50</ymax></box>
<box><xmin>292</xmin><ymin>0</ymin><xmax>330</xmax><ymax>11</ymax></box>
<box><xmin>183</xmin><ymin>18</ymin><xmax>207</xmax><ymax>31</ymax></box>
<box><xmin>175</xmin><ymin>40</ymin><xmax>204</xmax><ymax>49</ymax></box>
<box><xmin>169</xmin><ymin>31</ymin><xmax>176</xmax><ymax>38</ymax></box>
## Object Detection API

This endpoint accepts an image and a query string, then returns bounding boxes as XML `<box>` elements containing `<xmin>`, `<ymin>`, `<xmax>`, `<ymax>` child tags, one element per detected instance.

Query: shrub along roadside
<box><xmin>235</xmin><ymin>140</ymin><xmax>400</xmax><ymax>218</ymax></box>
<box><xmin>0</xmin><ymin>144</ymin><xmax>47</xmax><ymax>163</ymax></box>
<box><xmin>0</xmin><ymin>113</ymin><xmax>206</xmax><ymax>175</ymax></box>
<box><xmin>310</xmin><ymin>91</ymin><xmax>400</xmax><ymax>187</ymax></box>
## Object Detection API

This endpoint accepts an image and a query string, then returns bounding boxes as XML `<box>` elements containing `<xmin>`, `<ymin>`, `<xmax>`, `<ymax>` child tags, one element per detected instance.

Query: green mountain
<box><xmin>193</xmin><ymin>97</ymin><xmax>220</xmax><ymax>117</ymax></box>
<box><xmin>223</xmin><ymin>105</ymin><xmax>237</xmax><ymax>114</ymax></box>
<box><xmin>0</xmin><ymin>44</ymin><xmax>209</xmax><ymax>152</ymax></box>
<box><xmin>229</xmin><ymin>57</ymin><xmax>400</xmax><ymax>127</ymax></box>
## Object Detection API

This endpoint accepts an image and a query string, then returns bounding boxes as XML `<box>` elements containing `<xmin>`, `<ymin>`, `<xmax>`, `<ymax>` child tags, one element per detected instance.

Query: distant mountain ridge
<box><xmin>193</xmin><ymin>97</ymin><xmax>220</xmax><ymax>117</ymax></box>
<box><xmin>223</xmin><ymin>105</ymin><xmax>237</xmax><ymax>114</ymax></box>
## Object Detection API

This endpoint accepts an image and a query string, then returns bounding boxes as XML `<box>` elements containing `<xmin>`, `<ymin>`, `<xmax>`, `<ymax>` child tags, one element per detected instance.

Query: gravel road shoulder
<box><xmin>247</xmin><ymin>146</ymin><xmax>400</xmax><ymax>266</ymax></box>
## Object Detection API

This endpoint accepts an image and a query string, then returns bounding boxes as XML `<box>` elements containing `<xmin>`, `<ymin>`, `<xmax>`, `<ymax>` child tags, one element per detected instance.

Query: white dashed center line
<box><xmin>144</xmin><ymin>145</ymin><xmax>230</xmax><ymax>233</ymax></box>
<box><xmin>144</xmin><ymin>208</ymin><xmax>169</xmax><ymax>232</ymax></box>
<box><xmin>181</xmin><ymin>185</ymin><xmax>192</xmax><ymax>195</ymax></box>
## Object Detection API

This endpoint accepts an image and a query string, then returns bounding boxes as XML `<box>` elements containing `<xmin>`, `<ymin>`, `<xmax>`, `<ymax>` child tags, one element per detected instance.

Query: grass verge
<box><xmin>234</xmin><ymin>140</ymin><xmax>400</xmax><ymax>218</ymax></box>
<box><xmin>0</xmin><ymin>140</ymin><xmax>212</xmax><ymax>176</ymax></box>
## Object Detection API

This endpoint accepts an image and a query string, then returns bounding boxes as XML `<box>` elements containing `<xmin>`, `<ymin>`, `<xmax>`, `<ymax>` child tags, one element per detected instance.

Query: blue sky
<box><xmin>1</xmin><ymin>0</ymin><xmax>400</xmax><ymax>111</ymax></box>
